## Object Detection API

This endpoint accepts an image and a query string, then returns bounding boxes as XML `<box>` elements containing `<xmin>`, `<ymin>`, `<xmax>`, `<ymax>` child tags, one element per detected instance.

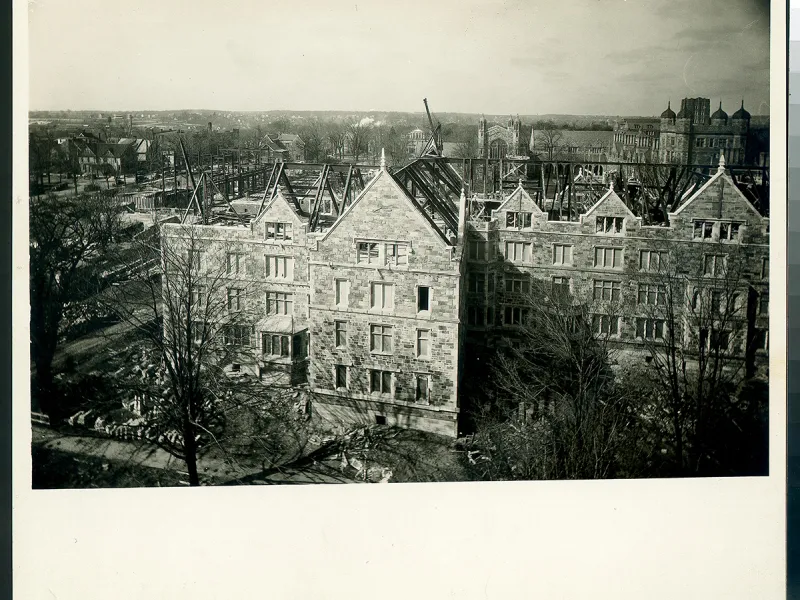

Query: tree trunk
<box><xmin>73</xmin><ymin>175</ymin><xmax>78</xmax><ymax>195</ymax></box>
<box><xmin>183</xmin><ymin>420</ymin><xmax>200</xmax><ymax>486</ymax></box>
<box><xmin>673</xmin><ymin>413</ymin><xmax>684</xmax><ymax>475</ymax></box>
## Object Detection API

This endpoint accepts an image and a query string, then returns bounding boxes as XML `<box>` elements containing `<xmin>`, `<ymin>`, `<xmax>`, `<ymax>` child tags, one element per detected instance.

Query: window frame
<box><xmin>226</xmin><ymin>251</ymin><xmax>245</xmax><ymax>275</ymax></box>
<box><xmin>635</xmin><ymin>317</ymin><xmax>665</xmax><ymax>340</ymax></box>
<box><xmin>504</xmin><ymin>241</ymin><xmax>532</xmax><ymax>263</ymax></box>
<box><xmin>224</xmin><ymin>324</ymin><xmax>252</xmax><ymax>347</ymax></box>
<box><xmin>595</xmin><ymin>216</ymin><xmax>624</xmax><ymax>234</ymax></box>
<box><xmin>369</xmin><ymin>324</ymin><xmax>394</xmax><ymax>354</ymax></box>
<box><xmin>468</xmin><ymin>272</ymin><xmax>486</xmax><ymax>294</ymax></box>
<box><xmin>417</xmin><ymin>285</ymin><xmax>431</xmax><ymax>313</ymax></box>
<box><xmin>506</xmin><ymin>211</ymin><xmax>533</xmax><ymax>229</ymax></box>
<box><xmin>636</xmin><ymin>283</ymin><xmax>666</xmax><ymax>306</ymax></box>
<box><xmin>369</xmin><ymin>369</ymin><xmax>394</xmax><ymax>396</ymax></box>
<box><xmin>334</xmin><ymin>320</ymin><xmax>347</xmax><ymax>348</ymax></box>
<box><xmin>703</xmin><ymin>254</ymin><xmax>727</xmax><ymax>277</ymax></box>
<box><xmin>334</xmin><ymin>278</ymin><xmax>350</xmax><ymax>308</ymax></box>
<box><xmin>335</xmin><ymin>364</ymin><xmax>348</xmax><ymax>390</ymax></box>
<box><xmin>357</xmin><ymin>241</ymin><xmax>380</xmax><ymax>264</ymax></box>
<box><xmin>505</xmin><ymin>274</ymin><xmax>531</xmax><ymax>295</ymax></box>
<box><xmin>369</xmin><ymin>281</ymin><xmax>395</xmax><ymax>311</ymax></box>
<box><xmin>416</xmin><ymin>329</ymin><xmax>431</xmax><ymax>359</ymax></box>
<box><xmin>261</xmin><ymin>332</ymin><xmax>291</xmax><ymax>357</ymax></box>
<box><xmin>384</xmin><ymin>242</ymin><xmax>409</xmax><ymax>266</ymax></box>
<box><xmin>593</xmin><ymin>279</ymin><xmax>622</xmax><ymax>302</ymax></box>
<box><xmin>552</xmin><ymin>244</ymin><xmax>574</xmax><ymax>266</ymax></box>
<box><xmin>265</xmin><ymin>254</ymin><xmax>293</xmax><ymax>280</ymax></box>
<box><xmin>414</xmin><ymin>373</ymin><xmax>431</xmax><ymax>404</ymax></box>
<box><xmin>592</xmin><ymin>314</ymin><xmax>620</xmax><ymax>337</ymax></box>
<box><xmin>265</xmin><ymin>291</ymin><xmax>294</xmax><ymax>316</ymax></box>
<box><xmin>639</xmin><ymin>249</ymin><xmax>666</xmax><ymax>271</ymax></box>
<box><xmin>468</xmin><ymin>240</ymin><xmax>487</xmax><ymax>261</ymax></box>
<box><xmin>694</xmin><ymin>220</ymin><xmax>715</xmax><ymax>240</ymax></box>
<box><xmin>594</xmin><ymin>246</ymin><xmax>623</xmax><ymax>270</ymax></box>
<box><xmin>265</xmin><ymin>221</ymin><xmax>293</xmax><ymax>242</ymax></box>
<box><xmin>226</xmin><ymin>287</ymin><xmax>244</xmax><ymax>312</ymax></box>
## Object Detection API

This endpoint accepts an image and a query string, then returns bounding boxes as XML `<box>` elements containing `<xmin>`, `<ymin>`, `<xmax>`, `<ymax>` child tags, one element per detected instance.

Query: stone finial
<box><xmin>380</xmin><ymin>148</ymin><xmax>386</xmax><ymax>170</ymax></box>
<box><xmin>718</xmin><ymin>152</ymin><xmax>726</xmax><ymax>172</ymax></box>
<box><xmin>519</xmin><ymin>177</ymin><xmax>523</xmax><ymax>188</ymax></box>
<box><xmin>609</xmin><ymin>178</ymin><xmax>614</xmax><ymax>191</ymax></box>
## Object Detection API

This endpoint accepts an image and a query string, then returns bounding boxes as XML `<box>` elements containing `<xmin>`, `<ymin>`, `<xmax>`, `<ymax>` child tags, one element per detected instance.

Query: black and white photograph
<box><xmin>26</xmin><ymin>0</ymin><xmax>773</xmax><ymax>491</ymax></box>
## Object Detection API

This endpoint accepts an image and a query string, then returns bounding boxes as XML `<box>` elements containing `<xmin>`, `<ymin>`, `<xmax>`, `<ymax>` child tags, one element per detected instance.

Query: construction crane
<box><xmin>422</xmin><ymin>98</ymin><xmax>442</xmax><ymax>154</ymax></box>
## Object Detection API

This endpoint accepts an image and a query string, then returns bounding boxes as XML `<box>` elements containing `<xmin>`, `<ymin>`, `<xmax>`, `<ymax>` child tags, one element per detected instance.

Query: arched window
<box><xmin>489</xmin><ymin>139</ymin><xmax>508</xmax><ymax>159</ymax></box>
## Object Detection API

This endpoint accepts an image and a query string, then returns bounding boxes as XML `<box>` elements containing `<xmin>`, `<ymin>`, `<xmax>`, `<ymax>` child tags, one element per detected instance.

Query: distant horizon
<box><xmin>28</xmin><ymin>106</ymin><xmax>771</xmax><ymax>121</ymax></box>
<box><xmin>28</xmin><ymin>0</ymin><xmax>770</xmax><ymax>116</ymax></box>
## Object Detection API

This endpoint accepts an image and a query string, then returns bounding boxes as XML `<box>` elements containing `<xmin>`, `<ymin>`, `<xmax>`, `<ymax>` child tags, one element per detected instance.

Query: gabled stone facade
<box><xmin>162</xmin><ymin>154</ymin><xmax>769</xmax><ymax>439</ymax></box>
<box><xmin>465</xmin><ymin>157</ymin><xmax>769</xmax><ymax>377</ymax></box>
<box><xmin>307</xmin><ymin>166</ymin><xmax>466</xmax><ymax>437</ymax></box>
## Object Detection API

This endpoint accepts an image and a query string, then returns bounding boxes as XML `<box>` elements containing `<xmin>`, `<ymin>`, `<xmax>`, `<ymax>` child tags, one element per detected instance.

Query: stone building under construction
<box><xmin>161</xmin><ymin>151</ymin><xmax>770</xmax><ymax>438</ymax></box>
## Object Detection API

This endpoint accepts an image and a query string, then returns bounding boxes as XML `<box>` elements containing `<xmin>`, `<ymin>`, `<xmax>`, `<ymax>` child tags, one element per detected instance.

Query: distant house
<box><xmin>259</xmin><ymin>134</ymin><xmax>306</xmax><ymax>163</ymax></box>
<box><xmin>260</xmin><ymin>135</ymin><xmax>290</xmax><ymax>162</ymax></box>
<box><xmin>78</xmin><ymin>141</ymin><xmax>137</xmax><ymax>175</ymax></box>
<box><xmin>276</xmin><ymin>133</ymin><xmax>305</xmax><ymax>162</ymax></box>
<box><xmin>117</xmin><ymin>138</ymin><xmax>154</xmax><ymax>163</ymax></box>
<box><xmin>78</xmin><ymin>144</ymin><xmax>98</xmax><ymax>174</ymax></box>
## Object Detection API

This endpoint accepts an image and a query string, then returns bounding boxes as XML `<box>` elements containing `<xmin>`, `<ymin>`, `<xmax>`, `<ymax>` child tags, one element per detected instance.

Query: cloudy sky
<box><xmin>27</xmin><ymin>0</ymin><xmax>771</xmax><ymax>116</ymax></box>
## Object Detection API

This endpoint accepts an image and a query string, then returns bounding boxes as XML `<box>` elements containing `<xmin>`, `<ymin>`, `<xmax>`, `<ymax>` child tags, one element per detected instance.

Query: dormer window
<box><xmin>596</xmin><ymin>216</ymin><xmax>624</xmax><ymax>234</ymax></box>
<box><xmin>694</xmin><ymin>221</ymin><xmax>715</xmax><ymax>240</ymax></box>
<box><xmin>384</xmin><ymin>243</ymin><xmax>408</xmax><ymax>266</ymax></box>
<box><xmin>357</xmin><ymin>240</ymin><xmax>409</xmax><ymax>266</ymax></box>
<box><xmin>357</xmin><ymin>242</ymin><xmax>380</xmax><ymax>264</ymax></box>
<box><xmin>266</xmin><ymin>222</ymin><xmax>293</xmax><ymax>242</ymax></box>
<box><xmin>506</xmin><ymin>211</ymin><xmax>532</xmax><ymax>229</ymax></box>
<box><xmin>720</xmin><ymin>222</ymin><xmax>742</xmax><ymax>242</ymax></box>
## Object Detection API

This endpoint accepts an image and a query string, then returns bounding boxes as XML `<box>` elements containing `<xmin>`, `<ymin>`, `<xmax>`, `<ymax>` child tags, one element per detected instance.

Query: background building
<box><xmin>478</xmin><ymin>116</ymin><xmax>529</xmax><ymax>159</ymax></box>
<box><xmin>658</xmin><ymin>98</ymin><xmax>750</xmax><ymax>166</ymax></box>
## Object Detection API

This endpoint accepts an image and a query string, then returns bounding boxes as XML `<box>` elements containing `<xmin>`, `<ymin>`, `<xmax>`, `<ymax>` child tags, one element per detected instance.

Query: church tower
<box><xmin>478</xmin><ymin>115</ymin><xmax>487</xmax><ymax>158</ymax></box>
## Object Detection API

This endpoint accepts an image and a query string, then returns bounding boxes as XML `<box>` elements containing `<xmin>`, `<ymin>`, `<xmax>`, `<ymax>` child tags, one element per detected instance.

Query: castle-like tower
<box><xmin>658</xmin><ymin>98</ymin><xmax>750</xmax><ymax>166</ymax></box>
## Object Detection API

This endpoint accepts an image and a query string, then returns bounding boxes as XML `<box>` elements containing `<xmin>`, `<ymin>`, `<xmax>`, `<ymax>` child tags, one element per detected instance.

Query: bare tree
<box><xmin>241</xmin><ymin>125</ymin><xmax>268</xmax><ymax>166</ymax></box>
<box><xmin>326</xmin><ymin>122</ymin><xmax>348</xmax><ymax>161</ymax></box>
<box><xmin>100</xmin><ymin>163</ymin><xmax>116</xmax><ymax>189</ymax></box>
<box><xmin>468</xmin><ymin>278</ymin><xmax>648</xmax><ymax>480</ymax></box>
<box><xmin>630</xmin><ymin>244</ymin><xmax>766</xmax><ymax>475</ymax></box>
<box><xmin>531</xmin><ymin>121</ymin><xmax>564</xmax><ymax>161</ymax></box>
<box><xmin>347</xmin><ymin>119</ymin><xmax>373</xmax><ymax>163</ymax></box>
<box><xmin>102</xmin><ymin>220</ymin><xmax>308</xmax><ymax>485</ymax></box>
<box><xmin>30</xmin><ymin>193</ymin><xmax>124</xmax><ymax>419</ymax></box>
<box><xmin>298</xmin><ymin>119</ymin><xmax>327</xmax><ymax>163</ymax></box>
<box><xmin>453</xmin><ymin>131</ymin><xmax>479</xmax><ymax>160</ymax></box>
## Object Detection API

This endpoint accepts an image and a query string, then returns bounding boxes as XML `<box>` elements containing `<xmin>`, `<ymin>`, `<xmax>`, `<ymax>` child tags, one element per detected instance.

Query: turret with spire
<box><xmin>732</xmin><ymin>99</ymin><xmax>751</xmax><ymax>122</ymax></box>
<box><xmin>660</xmin><ymin>100</ymin><xmax>676</xmax><ymax>123</ymax></box>
<box><xmin>711</xmin><ymin>101</ymin><xmax>728</xmax><ymax>125</ymax></box>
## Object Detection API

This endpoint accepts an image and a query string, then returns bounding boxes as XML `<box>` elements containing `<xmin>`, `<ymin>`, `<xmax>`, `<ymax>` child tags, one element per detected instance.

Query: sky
<box><xmin>26</xmin><ymin>0</ymin><xmax>772</xmax><ymax>116</ymax></box>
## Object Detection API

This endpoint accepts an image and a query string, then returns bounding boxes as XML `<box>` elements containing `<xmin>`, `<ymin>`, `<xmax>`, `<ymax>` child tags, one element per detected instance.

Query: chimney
<box><xmin>457</xmin><ymin>188</ymin><xmax>468</xmax><ymax>241</ymax></box>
